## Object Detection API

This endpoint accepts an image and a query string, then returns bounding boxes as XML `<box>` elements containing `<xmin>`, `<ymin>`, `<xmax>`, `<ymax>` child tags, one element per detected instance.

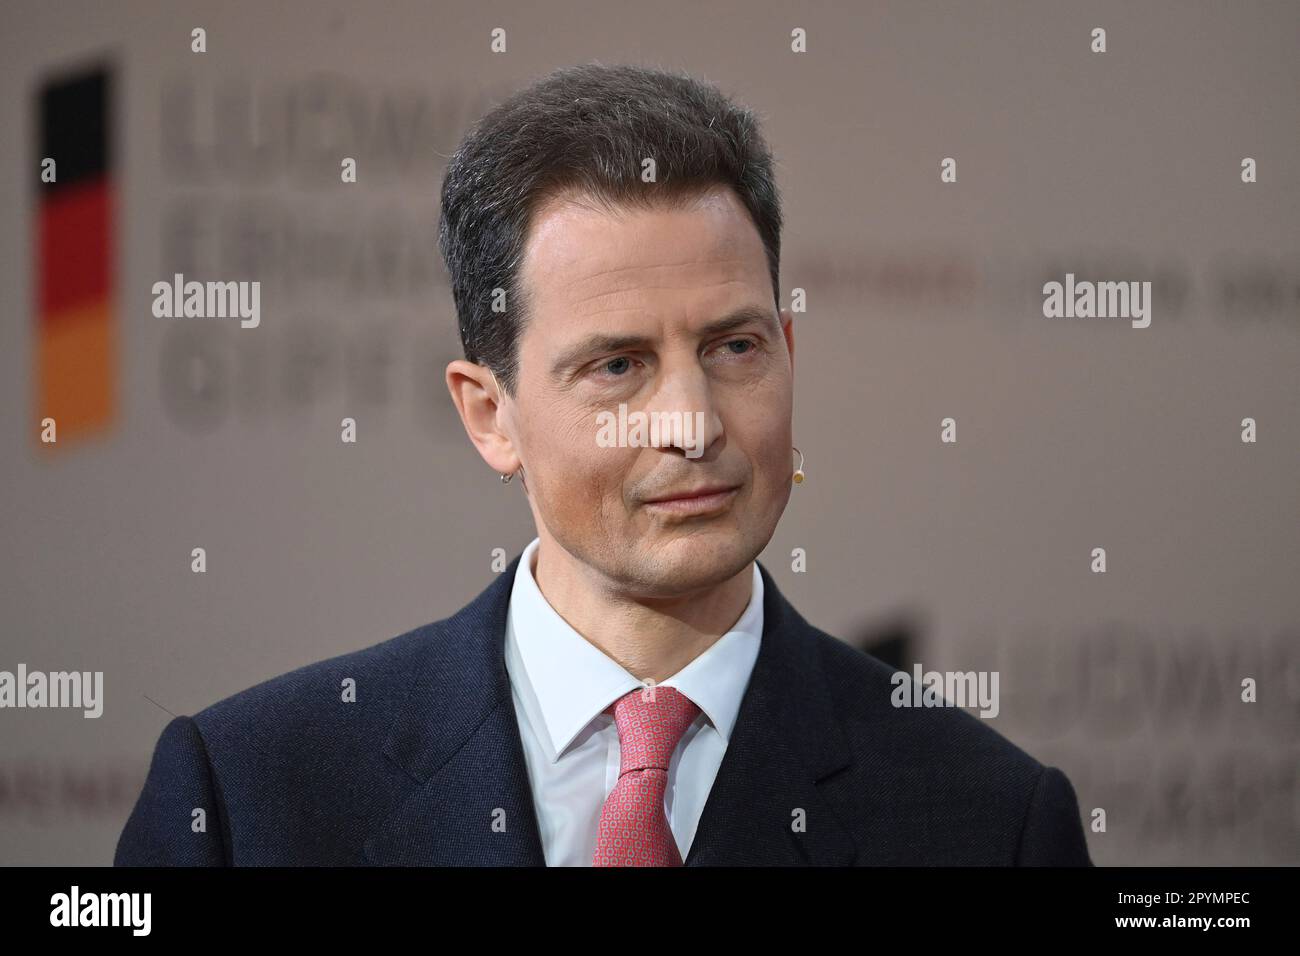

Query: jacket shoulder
<box><xmin>798</xmin><ymin>622</ymin><xmax>1091</xmax><ymax>864</ymax></box>
<box><xmin>150</xmin><ymin>618</ymin><xmax>455</xmax><ymax>864</ymax></box>
<box><xmin>116</xmin><ymin>610</ymin><xmax>469</xmax><ymax>866</ymax></box>
<box><xmin>192</xmin><ymin>620</ymin><xmax>441</xmax><ymax>734</ymax></box>
<box><xmin>808</xmin><ymin>625</ymin><xmax>1042</xmax><ymax>771</ymax></box>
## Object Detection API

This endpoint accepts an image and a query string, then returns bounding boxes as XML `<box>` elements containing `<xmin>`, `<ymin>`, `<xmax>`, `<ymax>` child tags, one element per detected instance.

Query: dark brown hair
<box><xmin>438</xmin><ymin>62</ymin><xmax>783</xmax><ymax>394</ymax></box>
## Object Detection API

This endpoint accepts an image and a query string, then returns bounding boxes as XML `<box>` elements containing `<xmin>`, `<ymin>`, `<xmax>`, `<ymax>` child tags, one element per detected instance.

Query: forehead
<box><xmin>517</xmin><ymin>186</ymin><xmax>770</xmax><ymax>325</ymax></box>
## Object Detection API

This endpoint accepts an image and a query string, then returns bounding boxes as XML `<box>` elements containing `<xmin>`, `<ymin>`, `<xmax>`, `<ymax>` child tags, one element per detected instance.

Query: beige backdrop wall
<box><xmin>1</xmin><ymin>0</ymin><xmax>1297</xmax><ymax>865</ymax></box>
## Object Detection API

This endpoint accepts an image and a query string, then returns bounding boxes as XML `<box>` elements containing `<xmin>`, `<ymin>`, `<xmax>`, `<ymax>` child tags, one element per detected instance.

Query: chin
<box><xmin>628</xmin><ymin>527</ymin><xmax>759</xmax><ymax>594</ymax></box>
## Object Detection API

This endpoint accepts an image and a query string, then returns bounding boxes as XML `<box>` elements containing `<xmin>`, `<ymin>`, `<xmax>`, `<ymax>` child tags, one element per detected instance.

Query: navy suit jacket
<box><xmin>115</xmin><ymin>555</ymin><xmax>1093</xmax><ymax>866</ymax></box>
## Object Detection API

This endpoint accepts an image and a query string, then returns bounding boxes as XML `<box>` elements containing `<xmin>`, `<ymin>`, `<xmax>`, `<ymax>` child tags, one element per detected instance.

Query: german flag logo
<box><xmin>35</xmin><ymin>64</ymin><xmax>115</xmax><ymax>451</ymax></box>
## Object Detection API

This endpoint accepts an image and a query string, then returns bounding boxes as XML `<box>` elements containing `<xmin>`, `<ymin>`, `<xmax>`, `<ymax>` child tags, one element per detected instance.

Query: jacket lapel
<box><xmin>364</xmin><ymin>558</ymin><xmax>546</xmax><ymax>865</ymax></box>
<box><xmin>684</xmin><ymin>563</ymin><xmax>857</xmax><ymax>865</ymax></box>
<box><xmin>365</xmin><ymin>555</ymin><xmax>857</xmax><ymax>866</ymax></box>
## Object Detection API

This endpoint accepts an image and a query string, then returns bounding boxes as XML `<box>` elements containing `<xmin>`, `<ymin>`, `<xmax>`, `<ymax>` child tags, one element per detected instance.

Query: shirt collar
<box><xmin>504</xmin><ymin>537</ymin><xmax>763</xmax><ymax>762</ymax></box>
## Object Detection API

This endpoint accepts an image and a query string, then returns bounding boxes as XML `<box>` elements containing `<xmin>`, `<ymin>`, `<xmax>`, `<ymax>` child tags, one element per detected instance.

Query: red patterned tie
<box><xmin>592</xmin><ymin>684</ymin><xmax>701</xmax><ymax>866</ymax></box>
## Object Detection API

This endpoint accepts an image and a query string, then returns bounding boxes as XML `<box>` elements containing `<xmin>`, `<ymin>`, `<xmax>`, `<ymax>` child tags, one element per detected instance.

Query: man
<box><xmin>116</xmin><ymin>63</ymin><xmax>1092</xmax><ymax>866</ymax></box>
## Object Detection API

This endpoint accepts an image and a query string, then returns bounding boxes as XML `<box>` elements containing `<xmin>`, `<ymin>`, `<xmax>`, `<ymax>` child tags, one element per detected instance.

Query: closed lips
<box><xmin>644</xmin><ymin>485</ymin><xmax>739</xmax><ymax>503</ymax></box>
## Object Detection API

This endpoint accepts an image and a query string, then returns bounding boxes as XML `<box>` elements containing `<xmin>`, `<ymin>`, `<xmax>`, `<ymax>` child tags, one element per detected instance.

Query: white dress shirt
<box><xmin>503</xmin><ymin>537</ymin><xmax>764</xmax><ymax>866</ymax></box>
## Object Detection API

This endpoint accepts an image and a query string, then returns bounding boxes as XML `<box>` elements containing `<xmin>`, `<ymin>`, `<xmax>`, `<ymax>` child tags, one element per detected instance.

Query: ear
<box><xmin>445</xmin><ymin>360</ymin><xmax>521</xmax><ymax>476</ymax></box>
<box><xmin>779</xmin><ymin>307</ymin><xmax>795</xmax><ymax>369</ymax></box>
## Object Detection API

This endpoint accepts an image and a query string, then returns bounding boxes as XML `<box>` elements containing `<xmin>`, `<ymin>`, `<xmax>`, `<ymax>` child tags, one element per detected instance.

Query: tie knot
<box><xmin>604</xmin><ymin>685</ymin><xmax>701</xmax><ymax>773</ymax></box>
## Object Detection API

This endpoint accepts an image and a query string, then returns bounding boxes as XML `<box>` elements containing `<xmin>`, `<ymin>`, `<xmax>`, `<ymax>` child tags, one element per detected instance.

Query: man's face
<box><xmin>502</xmin><ymin>185</ymin><xmax>794</xmax><ymax>597</ymax></box>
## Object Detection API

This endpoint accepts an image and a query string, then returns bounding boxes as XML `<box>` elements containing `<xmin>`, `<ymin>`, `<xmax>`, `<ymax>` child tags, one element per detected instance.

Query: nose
<box><xmin>644</xmin><ymin>356</ymin><xmax>724</xmax><ymax>460</ymax></box>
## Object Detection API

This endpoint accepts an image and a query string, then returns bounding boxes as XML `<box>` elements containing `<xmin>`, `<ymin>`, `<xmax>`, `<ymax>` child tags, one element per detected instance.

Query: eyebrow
<box><xmin>549</xmin><ymin>304</ymin><xmax>781</xmax><ymax>379</ymax></box>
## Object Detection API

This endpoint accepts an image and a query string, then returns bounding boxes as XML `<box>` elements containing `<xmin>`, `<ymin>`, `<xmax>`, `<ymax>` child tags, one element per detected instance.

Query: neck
<box><xmin>529</xmin><ymin>534</ymin><xmax>754</xmax><ymax>684</ymax></box>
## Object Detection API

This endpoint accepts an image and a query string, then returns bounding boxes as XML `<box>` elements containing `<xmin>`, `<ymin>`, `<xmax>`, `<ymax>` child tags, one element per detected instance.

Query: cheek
<box><xmin>724</xmin><ymin>397</ymin><xmax>792</xmax><ymax>478</ymax></box>
<box><xmin>519</xmin><ymin>400</ymin><xmax>632</xmax><ymax>511</ymax></box>
<box><xmin>519</xmin><ymin>393</ymin><xmax>595</xmax><ymax>458</ymax></box>
<box><xmin>756</xmin><ymin>438</ymin><xmax>792</xmax><ymax>495</ymax></box>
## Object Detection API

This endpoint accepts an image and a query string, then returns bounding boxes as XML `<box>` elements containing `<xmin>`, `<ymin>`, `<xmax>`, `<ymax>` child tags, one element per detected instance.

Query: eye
<box><xmin>711</xmin><ymin>337</ymin><xmax>760</xmax><ymax>360</ymax></box>
<box><xmin>588</xmin><ymin>354</ymin><xmax>642</xmax><ymax>381</ymax></box>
